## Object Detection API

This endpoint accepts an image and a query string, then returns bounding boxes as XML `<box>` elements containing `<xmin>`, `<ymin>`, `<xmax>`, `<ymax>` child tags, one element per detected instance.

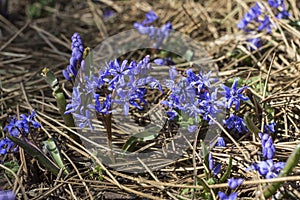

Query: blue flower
<box><xmin>248</xmin><ymin>37</ymin><xmax>263</xmax><ymax>50</ymax></box>
<box><xmin>134</xmin><ymin>11</ymin><xmax>172</xmax><ymax>48</ymax></box>
<box><xmin>94</xmin><ymin>94</ymin><xmax>113</xmax><ymax>115</ymax></box>
<box><xmin>237</xmin><ymin>3</ymin><xmax>261</xmax><ymax>30</ymax></box>
<box><xmin>198</xmin><ymin>88</ymin><xmax>223</xmax><ymax>122</ymax></box>
<box><xmin>142</xmin><ymin>11</ymin><xmax>158</xmax><ymax>25</ymax></box>
<box><xmin>222</xmin><ymin>78</ymin><xmax>249</xmax><ymax>110</ymax></box>
<box><xmin>108</xmin><ymin>59</ymin><xmax>129</xmax><ymax>89</ymax></box>
<box><xmin>228</xmin><ymin>178</ymin><xmax>244</xmax><ymax>189</ymax></box>
<box><xmin>5</xmin><ymin>111</ymin><xmax>40</xmax><ymax>135</ymax></box>
<box><xmin>2</xmin><ymin>111</ymin><xmax>40</xmax><ymax>155</ymax></box>
<box><xmin>0</xmin><ymin>190</ymin><xmax>15</xmax><ymax>200</ymax></box>
<box><xmin>215</xmin><ymin>136</ymin><xmax>226</xmax><ymax>147</ymax></box>
<box><xmin>186</xmin><ymin>69</ymin><xmax>213</xmax><ymax>92</ymax></box>
<box><xmin>218</xmin><ymin>191</ymin><xmax>238</xmax><ymax>200</ymax></box>
<box><xmin>153</xmin><ymin>57</ymin><xmax>175</xmax><ymax>66</ymax></box>
<box><xmin>163</xmin><ymin>77</ymin><xmax>196</xmax><ymax>111</ymax></box>
<box><xmin>223</xmin><ymin>114</ymin><xmax>248</xmax><ymax>134</ymax></box>
<box><xmin>0</xmin><ymin>138</ymin><xmax>15</xmax><ymax>155</ymax></box>
<box><xmin>3</xmin><ymin>117</ymin><xmax>19</xmax><ymax>137</ymax></box>
<box><xmin>63</xmin><ymin>33</ymin><xmax>84</xmax><ymax>81</ymax></box>
<box><xmin>237</xmin><ymin>1</ymin><xmax>289</xmax><ymax>51</ymax></box>
<box><xmin>268</xmin><ymin>0</ymin><xmax>284</xmax><ymax>8</ymax></box>
<box><xmin>259</xmin><ymin>133</ymin><xmax>276</xmax><ymax>159</ymax></box>
<box><xmin>187</xmin><ymin>125</ymin><xmax>197</xmax><ymax>133</ymax></box>
<box><xmin>73</xmin><ymin>109</ymin><xmax>94</xmax><ymax>130</ymax></box>
<box><xmin>208</xmin><ymin>153</ymin><xmax>221</xmax><ymax>175</ymax></box>
<box><xmin>248</xmin><ymin>159</ymin><xmax>285</xmax><ymax>179</ymax></box>
<box><xmin>258</xmin><ymin>15</ymin><xmax>272</xmax><ymax>33</ymax></box>
<box><xmin>65</xmin><ymin>87</ymin><xmax>82</xmax><ymax>114</ymax></box>
<box><xmin>103</xmin><ymin>9</ymin><xmax>115</xmax><ymax>19</ymax></box>
<box><xmin>264</xmin><ymin>122</ymin><xmax>276</xmax><ymax>134</ymax></box>
<box><xmin>114</xmin><ymin>86</ymin><xmax>147</xmax><ymax>115</ymax></box>
<box><xmin>276</xmin><ymin>10</ymin><xmax>289</xmax><ymax>19</ymax></box>
<box><xmin>128</xmin><ymin>55</ymin><xmax>151</xmax><ymax>76</ymax></box>
<box><xmin>16</xmin><ymin>110</ymin><xmax>41</xmax><ymax>134</ymax></box>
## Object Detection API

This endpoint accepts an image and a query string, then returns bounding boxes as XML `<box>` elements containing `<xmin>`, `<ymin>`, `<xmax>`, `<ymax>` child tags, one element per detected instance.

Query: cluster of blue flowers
<box><xmin>161</xmin><ymin>67</ymin><xmax>222</xmax><ymax>128</ymax></box>
<box><xmin>1</xmin><ymin>111</ymin><xmax>40</xmax><ymax>156</ymax></box>
<box><xmin>221</xmin><ymin>79</ymin><xmax>249</xmax><ymax>135</ymax></box>
<box><xmin>247</xmin><ymin>123</ymin><xmax>285</xmax><ymax>179</ymax></box>
<box><xmin>237</xmin><ymin>1</ymin><xmax>290</xmax><ymax>49</ymax></box>
<box><xmin>62</xmin><ymin>33</ymin><xmax>85</xmax><ymax>81</ymax></box>
<box><xmin>134</xmin><ymin>11</ymin><xmax>172</xmax><ymax>48</ymax></box>
<box><xmin>65</xmin><ymin>54</ymin><xmax>162</xmax><ymax>130</ymax></box>
<box><xmin>62</xmin><ymin>34</ymin><xmax>251</xmax><ymax>143</ymax></box>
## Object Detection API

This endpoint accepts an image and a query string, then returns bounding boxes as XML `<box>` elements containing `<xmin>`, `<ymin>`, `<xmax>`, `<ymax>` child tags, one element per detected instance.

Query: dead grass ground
<box><xmin>1</xmin><ymin>0</ymin><xmax>300</xmax><ymax>199</ymax></box>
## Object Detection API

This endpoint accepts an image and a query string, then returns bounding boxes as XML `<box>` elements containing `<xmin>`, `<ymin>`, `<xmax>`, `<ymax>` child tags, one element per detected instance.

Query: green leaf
<box><xmin>198</xmin><ymin>178</ymin><xmax>211</xmax><ymax>192</ymax></box>
<box><xmin>7</xmin><ymin>136</ymin><xmax>62</xmax><ymax>176</ymax></box>
<box><xmin>122</xmin><ymin>126</ymin><xmax>161</xmax><ymax>152</ymax></box>
<box><xmin>4</xmin><ymin>161</ymin><xmax>19</xmax><ymax>178</ymax></box>
<box><xmin>43</xmin><ymin>138</ymin><xmax>69</xmax><ymax>175</ymax></box>
<box><xmin>219</xmin><ymin>155</ymin><xmax>232</xmax><ymax>183</ymax></box>
<box><xmin>89</xmin><ymin>165</ymin><xmax>103</xmax><ymax>181</ymax></box>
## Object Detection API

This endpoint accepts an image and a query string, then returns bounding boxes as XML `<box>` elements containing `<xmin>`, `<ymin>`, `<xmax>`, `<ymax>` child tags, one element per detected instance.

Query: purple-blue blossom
<box><xmin>228</xmin><ymin>178</ymin><xmax>244</xmax><ymax>189</ymax></box>
<box><xmin>218</xmin><ymin>191</ymin><xmax>238</xmax><ymax>200</ymax></box>
<box><xmin>186</xmin><ymin>69</ymin><xmax>213</xmax><ymax>92</ymax></box>
<box><xmin>0</xmin><ymin>138</ymin><xmax>15</xmax><ymax>155</ymax></box>
<box><xmin>142</xmin><ymin>10</ymin><xmax>158</xmax><ymax>25</ymax></box>
<box><xmin>237</xmin><ymin>1</ymin><xmax>289</xmax><ymax>49</ymax></box>
<box><xmin>153</xmin><ymin>57</ymin><xmax>175</xmax><ymax>66</ymax></box>
<box><xmin>4</xmin><ymin>111</ymin><xmax>40</xmax><ymax>136</ymax></box>
<box><xmin>187</xmin><ymin>125</ymin><xmax>197</xmax><ymax>133</ymax></box>
<box><xmin>114</xmin><ymin>86</ymin><xmax>147</xmax><ymax>115</ymax></box>
<box><xmin>248</xmin><ymin>37</ymin><xmax>263</xmax><ymax>50</ymax></box>
<box><xmin>108</xmin><ymin>59</ymin><xmax>129</xmax><ymax>88</ymax></box>
<box><xmin>1</xmin><ymin>111</ymin><xmax>40</xmax><ymax>155</ymax></box>
<box><xmin>257</xmin><ymin>15</ymin><xmax>272</xmax><ymax>33</ymax></box>
<box><xmin>268</xmin><ymin>0</ymin><xmax>284</xmax><ymax>9</ymax></box>
<box><xmin>162</xmin><ymin>68</ymin><xmax>223</xmax><ymax>124</ymax></box>
<box><xmin>63</xmin><ymin>33</ymin><xmax>84</xmax><ymax>81</ymax></box>
<box><xmin>73</xmin><ymin>109</ymin><xmax>94</xmax><ymax>130</ymax></box>
<box><xmin>134</xmin><ymin>11</ymin><xmax>172</xmax><ymax>48</ymax></box>
<box><xmin>237</xmin><ymin>3</ymin><xmax>261</xmax><ymax>30</ymax></box>
<box><xmin>259</xmin><ymin>133</ymin><xmax>276</xmax><ymax>159</ymax></box>
<box><xmin>264</xmin><ymin>122</ymin><xmax>276</xmax><ymax>134</ymax></box>
<box><xmin>198</xmin><ymin>88</ymin><xmax>223</xmax><ymax>122</ymax></box>
<box><xmin>0</xmin><ymin>190</ymin><xmax>15</xmax><ymax>200</ymax></box>
<box><xmin>247</xmin><ymin>159</ymin><xmax>285</xmax><ymax>179</ymax></box>
<box><xmin>208</xmin><ymin>153</ymin><xmax>221</xmax><ymax>175</ymax></box>
<box><xmin>94</xmin><ymin>94</ymin><xmax>113</xmax><ymax>115</ymax></box>
<box><xmin>65</xmin><ymin>87</ymin><xmax>82</xmax><ymax>114</ymax></box>
<box><xmin>222</xmin><ymin>78</ymin><xmax>249</xmax><ymax>110</ymax></box>
<box><xmin>215</xmin><ymin>136</ymin><xmax>226</xmax><ymax>147</ymax></box>
<box><xmin>223</xmin><ymin>114</ymin><xmax>248</xmax><ymax>134</ymax></box>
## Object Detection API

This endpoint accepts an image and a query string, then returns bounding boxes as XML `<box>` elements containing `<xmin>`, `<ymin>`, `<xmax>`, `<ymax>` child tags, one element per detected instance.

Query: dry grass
<box><xmin>1</xmin><ymin>0</ymin><xmax>300</xmax><ymax>199</ymax></box>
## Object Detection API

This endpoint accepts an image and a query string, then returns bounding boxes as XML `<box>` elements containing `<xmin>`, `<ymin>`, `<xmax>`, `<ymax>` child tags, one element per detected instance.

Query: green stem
<box><xmin>42</xmin><ymin>68</ymin><xmax>81</xmax><ymax>144</ymax></box>
<box><xmin>263</xmin><ymin>144</ymin><xmax>300</xmax><ymax>199</ymax></box>
<box><xmin>244</xmin><ymin>112</ymin><xmax>260</xmax><ymax>139</ymax></box>
<box><xmin>201</xmin><ymin>141</ymin><xmax>210</xmax><ymax>179</ymax></box>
